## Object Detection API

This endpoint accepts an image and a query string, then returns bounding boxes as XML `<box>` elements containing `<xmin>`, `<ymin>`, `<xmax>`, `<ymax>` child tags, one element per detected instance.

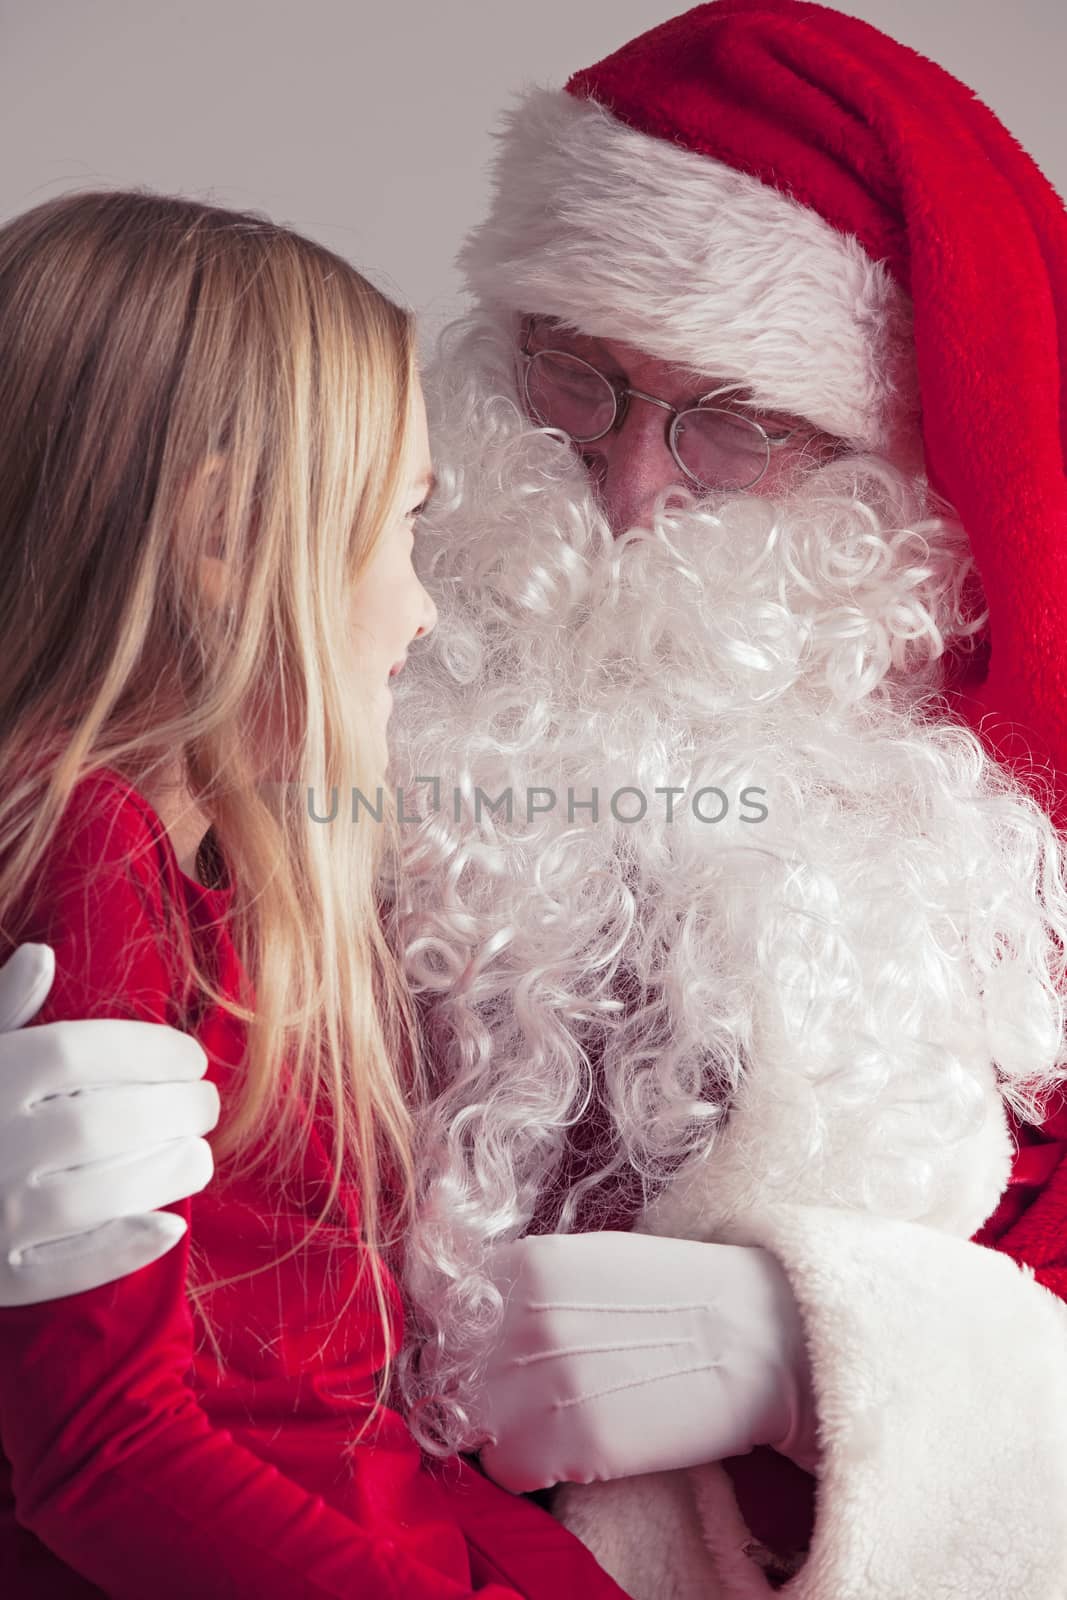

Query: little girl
<box><xmin>0</xmin><ymin>190</ymin><xmax>626</xmax><ymax>1599</ymax></box>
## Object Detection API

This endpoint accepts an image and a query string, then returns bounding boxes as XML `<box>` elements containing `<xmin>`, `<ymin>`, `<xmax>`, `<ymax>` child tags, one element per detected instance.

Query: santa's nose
<box><xmin>586</xmin><ymin>397</ymin><xmax>689</xmax><ymax>536</ymax></box>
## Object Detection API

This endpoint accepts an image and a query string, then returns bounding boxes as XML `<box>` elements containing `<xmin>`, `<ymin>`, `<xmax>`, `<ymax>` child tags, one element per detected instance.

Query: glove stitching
<box><xmin>511</xmin><ymin>1335</ymin><xmax>692</xmax><ymax>1365</ymax></box>
<box><xmin>527</xmin><ymin>1299</ymin><xmax>708</xmax><ymax>1314</ymax></box>
<box><xmin>553</xmin><ymin>1358</ymin><xmax>716</xmax><ymax>1410</ymax></box>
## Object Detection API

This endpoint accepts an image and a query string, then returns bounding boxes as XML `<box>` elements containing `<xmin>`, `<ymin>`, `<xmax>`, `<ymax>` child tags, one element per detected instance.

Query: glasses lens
<box><xmin>525</xmin><ymin>350</ymin><xmax>617</xmax><ymax>441</ymax></box>
<box><xmin>673</xmin><ymin>408</ymin><xmax>771</xmax><ymax>491</ymax></box>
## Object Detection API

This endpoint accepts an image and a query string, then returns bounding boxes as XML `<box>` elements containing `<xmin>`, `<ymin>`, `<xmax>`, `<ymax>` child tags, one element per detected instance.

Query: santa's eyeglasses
<box><xmin>518</xmin><ymin>318</ymin><xmax>802</xmax><ymax>493</ymax></box>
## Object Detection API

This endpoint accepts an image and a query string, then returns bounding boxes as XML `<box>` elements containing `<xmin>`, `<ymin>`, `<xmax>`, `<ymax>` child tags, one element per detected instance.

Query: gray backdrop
<box><xmin>1</xmin><ymin>0</ymin><xmax>1064</xmax><ymax>334</ymax></box>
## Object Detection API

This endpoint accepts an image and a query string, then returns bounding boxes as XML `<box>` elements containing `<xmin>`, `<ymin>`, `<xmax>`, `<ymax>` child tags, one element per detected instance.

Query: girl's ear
<box><xmin>197</xmin><ymin>551</ymin><xmax>231</xmax><ymax>612</ymax></box>
<box><xmin>185</xmin><ymin>453</ymin><xmax>232</xmax><ymax>613</ymax></box>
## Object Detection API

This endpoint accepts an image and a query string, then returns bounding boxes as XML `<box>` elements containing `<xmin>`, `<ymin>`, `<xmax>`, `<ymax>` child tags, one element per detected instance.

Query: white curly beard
<box><xmin>386</xmin><ymin>308</ymin><xmax>1067</xmax><ymax>1454</ymax></box>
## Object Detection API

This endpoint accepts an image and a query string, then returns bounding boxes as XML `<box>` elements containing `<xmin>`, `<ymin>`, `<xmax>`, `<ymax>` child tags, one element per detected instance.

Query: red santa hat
<box><xmin>460</xmin><ymin>0</ymin><xmax>1067</xmax><ymax>826</ymax></box>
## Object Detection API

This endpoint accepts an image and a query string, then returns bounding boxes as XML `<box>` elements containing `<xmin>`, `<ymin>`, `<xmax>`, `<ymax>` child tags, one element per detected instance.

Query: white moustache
<box><xmin>393</xmin><ymin>343</ymin><xmax>979</xmax><ymax>824</ymax></box>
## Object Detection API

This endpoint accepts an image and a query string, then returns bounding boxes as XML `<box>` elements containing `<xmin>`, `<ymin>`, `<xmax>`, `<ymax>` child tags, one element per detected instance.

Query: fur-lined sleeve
<box><xmin>556</xmin><ymin>1201</ymin><xmax>1067</xmax><ymax>1599</ymax></box>
<box><xmin>707</xmin><ymin>1203</ymin><xmax>1067</xmax><ymax>1598</ymax></box>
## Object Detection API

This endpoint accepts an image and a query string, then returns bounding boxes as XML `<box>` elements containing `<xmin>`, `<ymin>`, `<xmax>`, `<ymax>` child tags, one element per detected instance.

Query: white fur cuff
<box><xmin>556</xmin><ymin>1210</ymin><xmax>1067</xmax><ymax>1598</ymax></box>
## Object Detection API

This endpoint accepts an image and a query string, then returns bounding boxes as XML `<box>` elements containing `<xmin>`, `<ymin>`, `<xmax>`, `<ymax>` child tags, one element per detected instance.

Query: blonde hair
<box><xmin>0</xmin><ymin>188</ymin><xmax>422</xmax><ymax>1401</ymax></box>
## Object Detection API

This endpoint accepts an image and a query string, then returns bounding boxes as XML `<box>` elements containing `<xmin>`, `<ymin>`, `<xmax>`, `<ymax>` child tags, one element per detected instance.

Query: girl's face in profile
<box><xmin>349</xmin><ymin>376</ymin><xmax>438</xmax><ymax>770</ymax></box>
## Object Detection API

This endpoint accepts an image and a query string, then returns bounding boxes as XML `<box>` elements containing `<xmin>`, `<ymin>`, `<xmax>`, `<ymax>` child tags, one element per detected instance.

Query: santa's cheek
<box><xmin>579</xmin><ymin>449</ymin><xmax>609</xmax><ymax>496</ymax></box>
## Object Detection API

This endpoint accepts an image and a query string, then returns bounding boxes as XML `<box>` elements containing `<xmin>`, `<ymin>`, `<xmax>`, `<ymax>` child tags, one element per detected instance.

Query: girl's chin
<box><xmin>373</xmin><ymin>685</ymin><xmax>393</xmax><ymax>781</ymax></box>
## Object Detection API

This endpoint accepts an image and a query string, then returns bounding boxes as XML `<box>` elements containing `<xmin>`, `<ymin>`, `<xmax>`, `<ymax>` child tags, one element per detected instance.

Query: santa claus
<box><xmin>3</xmin><ymin>3</ymin><xmax>1067</xmax><ymax>1596</ymax></box>
<box><xmin>384</xmin><ymin>3</ymin><xmax>1067</xmax><ymax>1593</ymax></box>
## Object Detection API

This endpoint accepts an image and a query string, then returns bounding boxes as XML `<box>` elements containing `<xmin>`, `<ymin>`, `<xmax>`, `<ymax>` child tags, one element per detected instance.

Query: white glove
<box><xmin>0</xmin><ymin>943</ymin><xmax>219</xmax><ymax>1306</ymax></box>
<box><xmin>476</xmin><ymin>1230</ymin><xmax>818</xmax><ymax>1493</ymax></box>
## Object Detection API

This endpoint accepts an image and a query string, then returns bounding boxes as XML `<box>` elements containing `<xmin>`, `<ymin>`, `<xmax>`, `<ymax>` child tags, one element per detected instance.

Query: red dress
<box><xmin>0</xmin><ymin>768</ymin><xmax>629</xmax><ymax>1600</ymax></box>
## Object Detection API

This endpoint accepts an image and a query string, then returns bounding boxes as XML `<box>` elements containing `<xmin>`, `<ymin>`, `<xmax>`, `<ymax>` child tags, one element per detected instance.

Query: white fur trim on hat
<box><xmin>459</xmin><ymin>89</ymin><xmax>919</xmax><ymax>457</ymax></box>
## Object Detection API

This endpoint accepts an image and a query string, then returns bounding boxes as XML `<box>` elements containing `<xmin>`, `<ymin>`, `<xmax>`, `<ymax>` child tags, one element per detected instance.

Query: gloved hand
<box><xmin>0</xmin><ymin>943</ymin><xmax>218</xmax><ymax>1306</ymax></box>
<box><xmin>476</xmin><ymin>1229</ymin><xmax>818</xmax><ymax>1493</ymax></box>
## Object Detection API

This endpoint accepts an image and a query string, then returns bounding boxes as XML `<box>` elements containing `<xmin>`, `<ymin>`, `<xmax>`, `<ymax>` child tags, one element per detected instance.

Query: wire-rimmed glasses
<box><xmin>518</xmin><ymin>320</ymin><xmax>799</xmax><ymax>493</ymax></box>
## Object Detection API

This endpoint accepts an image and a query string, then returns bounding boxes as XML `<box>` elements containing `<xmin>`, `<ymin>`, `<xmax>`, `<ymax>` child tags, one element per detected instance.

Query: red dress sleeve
<box><xmin>0</xmin><ymin>773</ymin><xmax>529</xmax><ymax>1600</ymax></box>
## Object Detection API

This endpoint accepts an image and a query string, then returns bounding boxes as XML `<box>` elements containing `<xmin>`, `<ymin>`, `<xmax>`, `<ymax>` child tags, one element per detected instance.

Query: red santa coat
<box><xmin>0</xmin><ymin>768</ymin><xmax>629</xmax><ymax>1600</ymax></box>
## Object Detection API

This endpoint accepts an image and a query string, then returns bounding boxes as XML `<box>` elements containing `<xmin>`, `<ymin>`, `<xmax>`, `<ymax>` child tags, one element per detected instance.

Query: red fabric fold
<box><xmin>0</xmin><ymin>769</ymin><xmax>628</xmax><ymax>1600</ymax></box>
